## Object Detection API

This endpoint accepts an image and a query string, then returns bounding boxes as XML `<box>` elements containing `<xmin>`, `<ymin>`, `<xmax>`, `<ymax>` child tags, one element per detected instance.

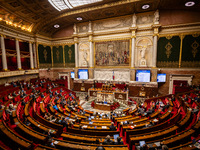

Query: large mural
<box><xmin>95</xmin><ymin>40</ymin><xmax>130</xmax><ymax>66</ymax></box>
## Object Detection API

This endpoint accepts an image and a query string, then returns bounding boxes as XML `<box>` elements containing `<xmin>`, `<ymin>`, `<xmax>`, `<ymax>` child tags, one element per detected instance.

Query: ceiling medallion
<box><xmin>77</xmin><ymin>17</ymin><xmax>82</xmax><ymax>21</ymax></box>
<box><xmin>54</xmin><ymin>24</ymin><xmax>60</xmax><ymax>28</ymax></box>
<box><xmin>142</xmin><ymin>4</ymin><xmax>150</xmax><ymax>9</ymax></box>
<box><xmin>185</xmin><ymin>1</ymin><xmax>195</xmax><ymax>7</ymax></box>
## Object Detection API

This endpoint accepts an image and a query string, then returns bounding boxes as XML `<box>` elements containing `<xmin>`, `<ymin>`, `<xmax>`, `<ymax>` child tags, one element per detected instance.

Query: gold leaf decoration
<box><xmin>191</xmin><ymin>41</ymin><xmax>199</xmax><ymax>58</ymax></box>
<box><xmin>43</xmin><ymin>49</ymin><xmax>47</xmax><ymax>61</ymax></box>
<box><xmin>192</xmin><ymin>33</ymin><xmax>199</xmax><ymax>38</ymax></box>
<box><xmin>56</xmin><ymin>50</ymin><xmax>60</xmax><ymax>61</ymax></box>
<box><xmin>68</xmin><ymin>49</ymin><xmax>72</xmax><ymax>61</ymax></box>
<box><xmin>166</xmin><ymin>35</ymin><xmax>172</xmax><ymax>40</ymax></box>
<box><xmin>165</xmin><ymin>42</ymin><xmax>173</xmax><ymax>58</ymax></box>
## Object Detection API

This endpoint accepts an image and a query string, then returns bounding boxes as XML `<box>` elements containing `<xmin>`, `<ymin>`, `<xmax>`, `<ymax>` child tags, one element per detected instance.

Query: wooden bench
<box><xmin>0</xmin><ymin>121</ymin><xmax>33</xmax><ymax>149</ymax></box>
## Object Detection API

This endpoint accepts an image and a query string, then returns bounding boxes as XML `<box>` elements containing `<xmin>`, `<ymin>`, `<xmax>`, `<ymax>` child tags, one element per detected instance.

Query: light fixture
<box><xmin>185</xmin><ymin>1</ymin><xmax>195</xmax><ymax>6</ymax></box>
<box><xmin>142</xmin><ymin>4</ymin><xmax>150</xmax><ymax>9</ymax></box>
<box><xmin>77</xmin><ymin>17</ymin><xmax>82</xmax><ymax>21</ymax></box>
<box><xmin>54</xmin><ymin>24</ymin><xmax>60</xmax><ymax>28</ymax></box>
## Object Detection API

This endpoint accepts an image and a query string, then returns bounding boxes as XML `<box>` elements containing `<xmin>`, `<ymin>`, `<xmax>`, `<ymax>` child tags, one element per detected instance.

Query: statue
<box><xmin>88</xmin><ymin>21</ymin><xmax>92</xmax><ymax>32</ymax></box>
<box><xmin>154</xmin><ymin>10</ymin><xmax>159</xmax><ymax>24</ymax></box>
<box><xmin>73</xmin><ymin>23</ymin><xmax>77</xmax><ymax>34</ymax></box>
<box><xmin>83</xmin><ymin>50</ymin><xmax>88</xmax><ymax>61</ymax></box>
<box><xmin>140</xmin><ymin>46</ymin><xmax>147</xmax><ymax>59</ymax></box>
<box><xmin>132</xmin><ymin>13</ymin><xmax>137</xmax><ymax>27</ymax></box>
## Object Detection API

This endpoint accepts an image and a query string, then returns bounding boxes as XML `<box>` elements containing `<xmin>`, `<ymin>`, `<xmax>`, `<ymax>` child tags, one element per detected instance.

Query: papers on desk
<box><xmin>129</xmin><ymin>126</ymin><xmax>134</xmax><ymax>129</ymax></box>
<box><xmin>82</xmin><ymin>125</ymin><xmax>88</xmax><ymax>128</ymax></box>
<box><xmin>37</xmin><ymin>124</ymin><xmax>40</xmax><ymax>127</ymax></box>
<box><xmin>15</xmin><ymin>122</ymin><xmax>19</xmax><ymax>125</ymax></box>
<box><xmin>89</xmin><ymin>122</ymin><xmax>93</xmax><ymax>124</ymax></box>
<box><xmin>54</xmin><ymin>141</ymin><xmax>59</xmax><ymax>144</ymax></box>
<box><xmin>153</xmin><ymin>119</ymin><xmax>159</xmax><ymax>122</ymax></box>
<box><xmin>154</xmin><ymin>142</ymin><xmax>161</xmax><ymax>147</ymax></box>
<box><xmin>102</xmin><ymin>126</ymin><xmax>107</xmax><ymax>129</ymax></box>
<box><xmin>91</xmin><ymin>116</ymin><xmax>94</xmax><ymax>119</ymax></box>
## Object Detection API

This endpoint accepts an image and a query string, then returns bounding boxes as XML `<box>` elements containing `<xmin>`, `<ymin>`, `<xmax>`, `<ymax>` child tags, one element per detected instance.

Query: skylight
<box><xmin>48</xmin><ymin>0</ymin><xmax>103</xmax><ymax>11</ymax></box>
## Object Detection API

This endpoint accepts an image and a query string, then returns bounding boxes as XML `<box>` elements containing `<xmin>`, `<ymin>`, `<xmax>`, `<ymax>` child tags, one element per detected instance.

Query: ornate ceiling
<box><xmin>0</xmin><ymin>0</ymin><xmax>199</xmax><ymax>37</ymax></box>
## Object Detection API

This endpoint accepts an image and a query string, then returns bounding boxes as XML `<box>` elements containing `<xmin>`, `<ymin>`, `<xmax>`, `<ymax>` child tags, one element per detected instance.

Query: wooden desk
<box><xmin>94</xmin><ymin>103</ymin><xmax>111</xmax><ymax>111</ymax></box>
<box><xmin>88</xmin><ymin>88</ymin><xmax>128</xmax><ymax>101</ymax></box>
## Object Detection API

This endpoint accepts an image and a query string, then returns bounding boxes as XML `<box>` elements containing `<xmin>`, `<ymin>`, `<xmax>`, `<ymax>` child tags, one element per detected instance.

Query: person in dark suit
<box><xmin>114</xmin><ymin>136</ymin><xmax>123</xmax><ymax>145</ymax></box>
<box><xmin>96</xmin><ymin>146</ymin><xmax>105</xmax><ymax>150</ymax></box>
<box><xmin>103</xmin><ymin>135</ymin><xmax>113</xmax><ymax>145</ymax></box>
<box><xmin>171</xmin><ymin>95</ymin><xmax>175</xmax><ymax>102</ymax></box>
<box><xmin>109</xmin><ymin>122</ymin><xmax>116</xmax><ymax>131</ymax></box>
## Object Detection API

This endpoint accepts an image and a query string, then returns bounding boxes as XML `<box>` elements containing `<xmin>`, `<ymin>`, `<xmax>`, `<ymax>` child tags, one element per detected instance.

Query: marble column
<box><xmin>131</xmin><ymin>37</ymin><xmax>136</xmax><ymax>68</ymax></box>
<box><xmin>15</xmin><ymin>39</ymin><xmax>22</xmax><ymax>70</ymax></box>
<box><xmin>130</xmin><ymin>27</ymin><xmax>137</xmax><ymax>68</ymax></box>
<box><xmin>0</xmin><ymin>35</ymin><xmax>8</xmax><ymax>70</ymax></box>
<box><xmin>75</xmin><ymin>42</ymin><xmax>78</xmax><ymax>68</ymax></box>
<box><xmin>33</xmin><ymin>43</ymin><xmax>37</xmax><ymax>68</ymax></box>
<box><xmin>29</xmin><ymin>42</ymin><xmax>34</xmax><ymax>69</ymax></box>
<box><xmin>89</xmin><ymin>35</ymin><xmax>93</xmax><ymax>68</ymax></box>
<box><xmin>152</xmin><ymin>35</ymin><xmax>158</xmax><ymax>68</ymax></box>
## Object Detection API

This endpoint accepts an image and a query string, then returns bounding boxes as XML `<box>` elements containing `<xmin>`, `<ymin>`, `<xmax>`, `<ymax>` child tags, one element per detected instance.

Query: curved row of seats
<box><xmin>0</xmin><ymin>79</ymin><xmax>199</xmax><ymax>150</ymax></box>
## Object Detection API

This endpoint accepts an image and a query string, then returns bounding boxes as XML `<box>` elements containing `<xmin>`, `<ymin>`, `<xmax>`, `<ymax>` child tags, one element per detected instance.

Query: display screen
<box><xmin>136</xmin><ymin>70</ymin><xmax>150</xmax><ymax>82</ymax></box>
<box><xmin>157</xmin><ymin>73</ymin><xmax>166</xmax><ymax>82</ymax></box>
<box><xmin>71</xmin><ymin>72</ymin><xmax>74</xmax><ymax>79</ymax></box>
<box><xmin>78</xmin><ymin>69</ymin><xmax>88</xmax><ymax>80</ymax></box>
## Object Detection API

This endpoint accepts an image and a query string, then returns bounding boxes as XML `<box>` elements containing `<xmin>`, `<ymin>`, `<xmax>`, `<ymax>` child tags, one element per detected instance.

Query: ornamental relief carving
<box><xmin>165</xmin><ymin>42</ymin><xmax>173</xmax><ymax>58</ymax></box>
<box><xmin>191</xmin><ymin>41</ymin><xmax>199</xmax><ymax>58</ymax></box>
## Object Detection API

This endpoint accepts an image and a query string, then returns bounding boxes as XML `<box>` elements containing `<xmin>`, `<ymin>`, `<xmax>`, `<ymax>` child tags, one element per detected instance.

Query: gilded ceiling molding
<box><xmin>37</xmin><ymin>0</ymin><xmax>142</xmax><ymax>30</ymax></box>
<box><xmin>158</xmin><ymin>32</ymin><xmax>200</xmax><ymax>38</ymax></box>
<box><xmin>93</xmin><ymin>36</ymin><xmax>131</xmax><ymax>42</ymax></box>
<box><xmin>161</xmin><ymin>22</ymin><xmax>200</xmax><ymax>29</ymax></box>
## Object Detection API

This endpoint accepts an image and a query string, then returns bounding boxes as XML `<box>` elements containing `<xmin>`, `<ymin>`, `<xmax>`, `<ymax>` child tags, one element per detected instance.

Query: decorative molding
<box><xmin>0</xmin><ymin>69</ymin><xmax>39</xmax><ymax>78</ymax></box>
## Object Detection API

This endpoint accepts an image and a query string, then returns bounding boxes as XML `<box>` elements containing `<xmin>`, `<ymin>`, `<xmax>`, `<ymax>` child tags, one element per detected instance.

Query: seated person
<box><xmin>53</xmin><ymin>104</ymin><xmax>58</xmax><ymax>111</ymax></box>
<box><xmin>96</xmin><ymin>146</ymin><xmax>105</xmax><ymax>150</ymax></box>
<box><xmin>109</xmin><ymin>122</ymin><xmax>116</xmax><ymax>131</ymax></box>
<box><xmin>54</xmin><ymin>90</ymin><xmax>58</xmax><ymax>95</ymax></box>
<box><xmin>103</xmin><ymin>135</ymin><xmax>113</xmax><ymax>145</ymax></box>
<box><xmin>192</xmin><ymin>106</ymin><xmax>199</xmax><ymax>114</ymax></box>
<box><xmin>145</xmin><ymin>107</ymin><xmax>154</xmax><ymax>117</ymax></box>
<box><xmin>146</xmin><ymin>120</ymin><xmax>154</xmax><ymax>128</ymax></box>
<box><xmin>114</xmin><ymin>136</ymin><xmax>123</xmax><ymax>145</ymax></box>
<box><xmin>8</xmin><ymin>93</ymin><xmax>13</xmax><ymax>100</ymax></box>
<box><xmin>140</xmin><ymin>144</ymin><xmax>150</xmax><ymax>150</ymax></box>
<box><xmin>195</xmin><ymin>95</ymin><xmax>200</xmax><ymax>102</ymax></box>
<box><xmin>138</xmin><ymin>106</ymin><xmax>145</xmax><ymax>115</ymax></box>
<box><xmin>9</xmin><ymin>101</ymin><xmax>14</xmax><ymax>110</ymax></box>
<box><xmin>24</xmin><ymin>117</ymin><xmax>31</xmax><ymax>126</ymax></box>
<box><xmin>46</xmin><ymin>139</ymin><xmax>56</xmax><ymax>148</ymax></box>
<box><xmin>4</xmin><ymin>82</ymin><xmax>10</xmax><ymax>87</ymax></box>
<box><xmin>12</xmin><ymin>91</ymin><xmax>17</xmax><ymax>96</ymax></box>
<box><xmin>104</xmin><ymin>100</ymin><xmax>108</xmax><ymax>104</ymax></box>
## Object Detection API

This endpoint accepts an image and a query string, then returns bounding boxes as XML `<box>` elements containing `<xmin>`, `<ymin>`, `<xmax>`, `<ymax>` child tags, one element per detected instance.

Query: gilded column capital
<box><xmin>89</xmin><ymin>35</ymin><xmax>93</xmax><ymax>42</ymax></box>
<box><xmin>153</xmin><ymin>33</ymin><xmax>159</xmax><ymax>37</ymax></box>
<box><xmin>131</xmin><ymin>36</ymin><xmax>136</xmax><ymax>39</ymax></box>
<box><xmin>0</xmin><ymin>34</ymin><xmax>6</xmax><ymax>38</ymax></box>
